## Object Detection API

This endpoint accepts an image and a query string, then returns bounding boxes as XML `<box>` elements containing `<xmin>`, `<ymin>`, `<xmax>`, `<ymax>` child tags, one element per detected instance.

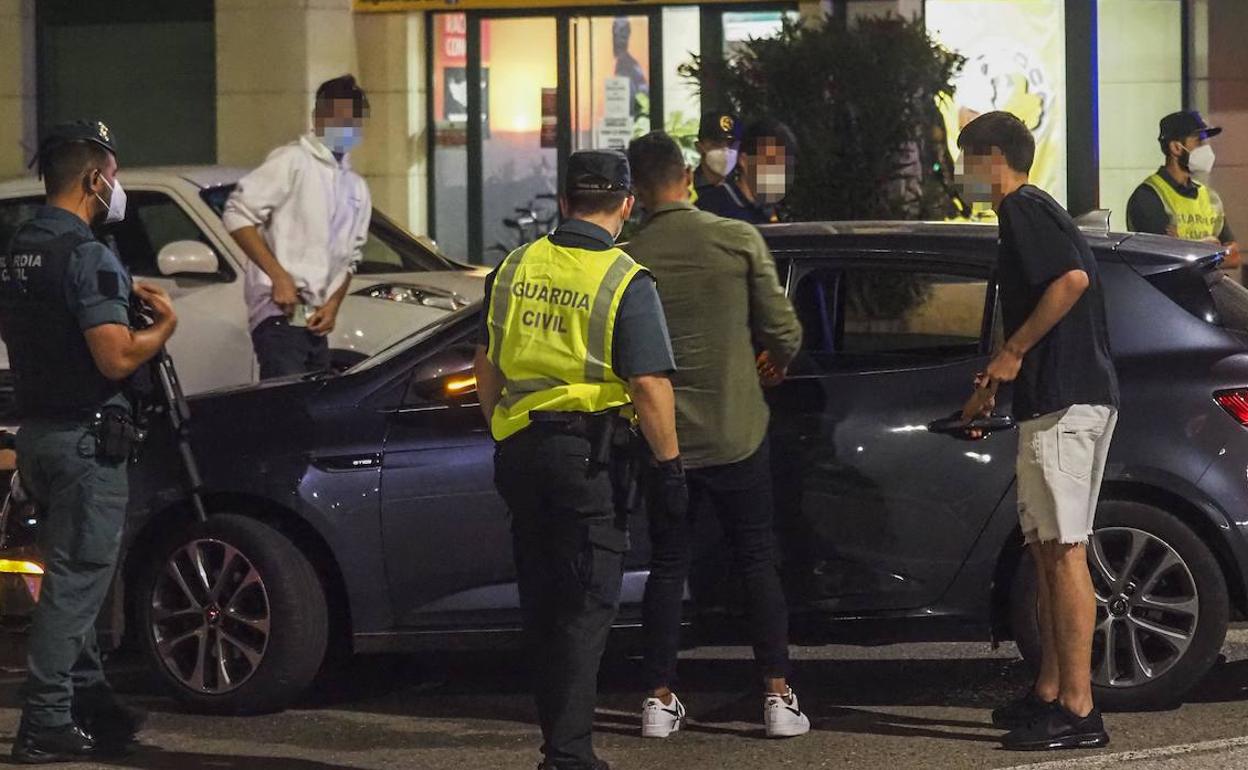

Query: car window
<box><xmin>792</xmin><ymin>264</ymin><xmax>990</xmax><ymax>364</ymax></box>
<box><xmin>101</xmin><ymin>191</ymin><xmax>227</xmax><ymax>281</ymax></box>
<box><xmin>0</xmin><ymin>197</ymin><xmax>44</xmax><ymax>250</ymax></box>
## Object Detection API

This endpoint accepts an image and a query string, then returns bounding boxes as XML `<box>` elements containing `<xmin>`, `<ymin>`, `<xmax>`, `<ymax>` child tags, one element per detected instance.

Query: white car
<box><xmin>0</xmin><ymin>167</ymin><xmax>485</xmax><ymax>408</ymax></box>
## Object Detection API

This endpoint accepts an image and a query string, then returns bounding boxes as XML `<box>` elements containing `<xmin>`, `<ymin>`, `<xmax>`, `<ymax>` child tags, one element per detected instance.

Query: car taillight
<box><xmin>1215</xmin><ymin>389</ymin><xmax>1248</xmax><ymax>425</ymax></box>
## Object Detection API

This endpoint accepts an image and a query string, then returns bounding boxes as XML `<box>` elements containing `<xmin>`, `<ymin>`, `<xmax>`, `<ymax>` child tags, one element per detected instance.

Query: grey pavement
<box><xmin>3</xmin><ymin>629</ymin><xmax>1248</xmax><ymax>769</ymax></box>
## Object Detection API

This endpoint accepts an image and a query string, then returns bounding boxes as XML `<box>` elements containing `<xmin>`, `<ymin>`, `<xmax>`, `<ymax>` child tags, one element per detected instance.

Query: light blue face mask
<box><xmin>321</xmin><ymin>124</ymin><xmax>363</xmax><ymax>154</ymax></box>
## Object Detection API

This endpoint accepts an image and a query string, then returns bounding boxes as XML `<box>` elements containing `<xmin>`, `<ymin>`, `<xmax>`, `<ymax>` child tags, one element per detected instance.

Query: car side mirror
<box><xmin>157</xmin><ymin>240</ymin><xmax>219</xmax><ymax>277</ymax></box>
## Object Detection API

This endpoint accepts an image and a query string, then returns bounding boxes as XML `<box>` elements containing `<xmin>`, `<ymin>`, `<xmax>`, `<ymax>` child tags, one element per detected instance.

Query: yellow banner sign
<box><xmin>356</xmin><ymin>0</ymin><xmax>759</xmax><ymax>11</ymax></box>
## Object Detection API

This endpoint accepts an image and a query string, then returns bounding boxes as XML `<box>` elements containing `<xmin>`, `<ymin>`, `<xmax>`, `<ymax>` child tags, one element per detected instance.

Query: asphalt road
<box><xmin>4</xmin><ymin>630</ymin><xmax>1248</xmax><ymax>769</ymax></box>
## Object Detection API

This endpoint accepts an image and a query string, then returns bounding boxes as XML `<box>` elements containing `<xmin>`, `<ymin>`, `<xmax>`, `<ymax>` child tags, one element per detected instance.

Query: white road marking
<box><xmin>999</xmin><ymin>736</ymin><xmax>1248</xmax><ymax>769</ymax></box>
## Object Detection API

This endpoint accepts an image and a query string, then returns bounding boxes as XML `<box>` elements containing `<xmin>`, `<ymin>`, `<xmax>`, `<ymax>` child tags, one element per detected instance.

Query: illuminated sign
<box><xmin>357</xmin><ymin>0</ymin><xmax>761</xmax><ymax>11</ymax></box>
<box><xmin>927</xmin><ymin>0</ymin><xmax>1068</xmax><ymax>205</ymax></box>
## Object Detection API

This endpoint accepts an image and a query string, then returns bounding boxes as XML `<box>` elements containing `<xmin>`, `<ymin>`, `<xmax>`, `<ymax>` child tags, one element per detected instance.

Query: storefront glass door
<box><xmin>479</xmin><ymin>16</ymin><xmax>560</xmax><ymax>263</ymax></box>
<box><xmin>426</xmin><ymin>4</ymin><xmax>793</xmax><ymax>265</ymax></box>
<box><xmin>569</xmin><ymin>14</ymin><xmax>652</xmax><ymax>154</ymax></box>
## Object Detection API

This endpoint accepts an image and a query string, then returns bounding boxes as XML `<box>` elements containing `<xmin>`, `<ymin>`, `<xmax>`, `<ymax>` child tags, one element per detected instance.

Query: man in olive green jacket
<box><xmin>625</xmin><ymin>131</ymin><xmax>808</xmax><ymax>740</ymax></box>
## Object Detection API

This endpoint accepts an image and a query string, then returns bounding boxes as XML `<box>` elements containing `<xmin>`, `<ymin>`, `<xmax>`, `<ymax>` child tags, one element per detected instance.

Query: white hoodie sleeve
<box><xmin>221</xmin><ymin>145</ymin><xmax>300</xmax><ymax>233</ymax></box>
<box><xmin>349</xmin><ymin>178</ymin><xmax>372</xmax><ymax>275</ymax></box>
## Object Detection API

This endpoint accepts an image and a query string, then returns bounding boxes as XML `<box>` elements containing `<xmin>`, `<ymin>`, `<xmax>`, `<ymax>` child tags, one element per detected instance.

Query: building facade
<box><xmin>0</xmin><ymin>0</ymin><xmax>1243</xmax><ymax>264</ymax></box>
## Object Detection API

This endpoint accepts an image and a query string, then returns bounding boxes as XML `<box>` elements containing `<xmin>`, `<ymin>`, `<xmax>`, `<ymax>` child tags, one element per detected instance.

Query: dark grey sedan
<box><xmin>3</xmin><ymin>220</ymin><xmax>1246</xmax><ymax>717</ymax></box>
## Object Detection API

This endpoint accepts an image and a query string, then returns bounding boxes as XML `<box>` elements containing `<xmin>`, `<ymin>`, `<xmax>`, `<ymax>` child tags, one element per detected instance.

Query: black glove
<box><xmin>652</xmin><ymin>456</ymin><xmax>689</xmax><ymax>524</ymax></box>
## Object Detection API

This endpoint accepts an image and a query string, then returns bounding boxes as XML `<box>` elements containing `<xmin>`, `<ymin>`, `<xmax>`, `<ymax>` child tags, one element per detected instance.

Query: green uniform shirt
<box><xmin>626</xmin><ymin>201</ymin><xmax>802</xmax><ymax>469</ymax></box>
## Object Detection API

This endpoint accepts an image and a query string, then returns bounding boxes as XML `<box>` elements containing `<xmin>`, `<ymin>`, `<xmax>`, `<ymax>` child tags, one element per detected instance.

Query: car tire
<box><xmin>136</xmin><ymin>514</ymin><xmax>329</xmax><ymax>715</ymax></box>
<box><xmin>1009</xmin><ymin>499</ymin><xmax>1228</xmax><ymax>711</ymax></box>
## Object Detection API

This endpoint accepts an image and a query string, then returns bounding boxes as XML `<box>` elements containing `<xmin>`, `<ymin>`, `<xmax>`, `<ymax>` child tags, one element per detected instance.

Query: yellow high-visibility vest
<box><xmin>486</xmin><ymin>235</ymin><xmax>645</xmax><ymax>441</ymax></box>
<box><xmin>1134</xmin><ymin>172</ymin><xmax>1225</xmax><ymax>241</ymax></box>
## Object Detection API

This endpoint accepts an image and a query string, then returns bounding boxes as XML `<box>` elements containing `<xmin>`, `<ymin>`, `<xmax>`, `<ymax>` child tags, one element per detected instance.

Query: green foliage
<box><xmin>681</xmin><ymin>14</ymin><xmax>965</xmax><ymax>223</ymax></box>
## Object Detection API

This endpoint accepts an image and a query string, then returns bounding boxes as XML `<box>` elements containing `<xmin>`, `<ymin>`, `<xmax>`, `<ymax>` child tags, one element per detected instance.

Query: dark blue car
<box><xmin>4</xmin><ymin>221</ymin><xmax>1247</xmax><ymax>717</ymax></box>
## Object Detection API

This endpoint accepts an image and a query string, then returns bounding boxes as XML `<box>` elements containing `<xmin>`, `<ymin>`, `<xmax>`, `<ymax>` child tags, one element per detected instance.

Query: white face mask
<box><xmin>1187</xmin><ymin>144</ymin><xmax>1216</xmax><ymax>175</ymax></box>
<box><xmin>703</xmin><ymin>147</ymin><xmax>738</xmax><ymax>178</ymax></box>
<box><xmin>95</xmin><ymin>175</ymin><xmax>127</xmax><ymax>224</ymax></box>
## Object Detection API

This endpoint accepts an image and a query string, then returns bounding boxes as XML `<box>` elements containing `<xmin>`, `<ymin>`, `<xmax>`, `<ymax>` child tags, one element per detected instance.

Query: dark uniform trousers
<box><xmin>494</xmin><ymin>426</ymin><xmax>629</xmax><ymax>770</ymax></box>
<box><xmin>17</xmin><ymin>417</ymin><xmax>128</xmax><ymax>729</ymax></box>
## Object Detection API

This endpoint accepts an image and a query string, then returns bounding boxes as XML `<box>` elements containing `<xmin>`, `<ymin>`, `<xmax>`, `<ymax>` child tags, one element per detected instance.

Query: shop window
<box><xmin>661</xmin><ymin>7</ymin><xmax>701</xmax><ymax>164</ymax></box>
<box><xmin>482</xmin><ymin>16</ymin><xmax>559</xmax><ymax>265</ymax></box>
<box><xmin>431</xmin><ymin>12</ymin><xmax>474</xmax><ymax>262</ymax></box>
<box><xmin>723</xmin><ymin>10</ymin><xmax>799</xmax><ymax>59</ymax></box>
<box><xmin>570</xmin><ymin>14</ymin><xmax>652</xmax><ymax>152</ymax></box>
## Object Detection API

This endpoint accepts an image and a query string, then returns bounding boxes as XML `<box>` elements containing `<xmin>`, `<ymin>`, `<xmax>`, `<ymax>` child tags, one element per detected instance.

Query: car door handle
<box><xmin>927</xmin><ymin>412</ymin><xmax>1017</xmax><ymax>438</ymax></box>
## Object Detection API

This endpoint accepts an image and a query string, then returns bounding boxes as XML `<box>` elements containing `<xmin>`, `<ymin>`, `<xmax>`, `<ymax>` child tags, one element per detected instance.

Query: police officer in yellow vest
<box><xmin>1127</xmin><ymin>111</ymin><xmax>1241</xmax><ymax>273</ymax></box>
<box><xmin>473</xmin><ymin>150</ymin><xmax>684</xmax><ymax>770</ymax></box>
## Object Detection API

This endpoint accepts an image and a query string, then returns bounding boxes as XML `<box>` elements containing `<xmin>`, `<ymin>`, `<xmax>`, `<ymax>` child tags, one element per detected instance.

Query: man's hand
<box><xmin>271</xmin><ymin>269</ymin><xmax>300</xmax><ymax>316</ymax></box>
<box><xmin>757</xmin><ymin>351</ymin><xmax>787</xmax><ymax>388</ymax></box>
<box><xmin>650</xmin><ymin>456</ymin><xmax>690</xmax><ymax>527</ymax></box>
<box><xmin>1224</xmin><ymin>241</ymin><xmax>1241</xmax><ymax>269</ymax></box>
<box><xmin>307</xmin><ymin>300</ymin><xmax>340</xmax><ymax>337</ymax></box>
<box><xmin>133</xmin><ymin>283</ymin><xmax>177</xmax><ymax>330</ymax></box>
<box><xmin>984</xmin><ymin>346</ymin><xmax>1023</xmax><ymax>385</ymax></box>
<box><xmin>960</xmin><ymin>374</ymin><xmax>999</xmax><ymax>440</ymax></box>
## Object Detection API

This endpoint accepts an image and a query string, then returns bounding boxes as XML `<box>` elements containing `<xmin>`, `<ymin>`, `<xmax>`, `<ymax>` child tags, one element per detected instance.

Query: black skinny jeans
<box><xmin>642</xmin><ymin>437</ymin><xmax>791</xmax><ymax>690</ymax></box>
<box><xmin>494</xmin><ymin>428</ymin><xmax>628</xmax><ymax>770</ymax></box>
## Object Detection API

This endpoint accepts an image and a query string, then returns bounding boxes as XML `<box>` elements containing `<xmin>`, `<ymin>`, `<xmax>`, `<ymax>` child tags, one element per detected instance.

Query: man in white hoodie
<box><xmin>223</xmin><ymin>74</ymin><xmax>372</xmax><ymax>379</ymax></box>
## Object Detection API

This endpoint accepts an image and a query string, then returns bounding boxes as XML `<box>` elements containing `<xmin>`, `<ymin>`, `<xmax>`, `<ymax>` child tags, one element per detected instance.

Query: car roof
<box><xmin>758</xmin><ymin>220</ymin><xmax>1224</xmax><ymax>274</ymax></box>
<box><xmin>0</xmin><ymin>165</ymin><xmax>248</xmax><ymax>198</ymax></box>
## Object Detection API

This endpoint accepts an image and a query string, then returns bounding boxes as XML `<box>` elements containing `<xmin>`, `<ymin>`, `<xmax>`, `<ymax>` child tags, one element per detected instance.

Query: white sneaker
<box><xmin>641</xmin><ymin>693</ymin><xmax>687</xmax><ymax>738</ymax></box>
<box><xmin>764</xmin><ymin>687</ymin><xmax>811</xmax><ymax>738</ymax></box>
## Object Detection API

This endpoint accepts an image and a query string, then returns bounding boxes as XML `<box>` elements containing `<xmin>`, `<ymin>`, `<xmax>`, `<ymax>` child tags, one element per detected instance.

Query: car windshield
<box><xmin>347</xmin><ymin>301</ymin><xmax>484</xmax><ymax>374</ymax></box>
<box><xmin>199</xmin><ymin>184</ymin><xmax>466</xmax><ymax>274</ymax></box>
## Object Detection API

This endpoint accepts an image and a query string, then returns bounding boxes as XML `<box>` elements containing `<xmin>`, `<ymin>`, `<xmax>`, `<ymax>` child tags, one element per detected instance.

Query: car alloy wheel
<box><xmin>149</xmin><ymin>538</ymin><xmax>271</xmax><ymax>694</ymax></box>
<box><xmin>1089</xmin><ymin>526</ymin><xmax>1198</xmax><ymax>688</ymax></box>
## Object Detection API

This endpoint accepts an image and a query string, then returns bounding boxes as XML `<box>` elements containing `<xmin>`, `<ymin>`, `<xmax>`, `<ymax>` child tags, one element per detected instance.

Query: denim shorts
<box><xmin>1016</xmin><ymin>404</ymin><xmax>1118</xmax><ymax>545</ymax></box>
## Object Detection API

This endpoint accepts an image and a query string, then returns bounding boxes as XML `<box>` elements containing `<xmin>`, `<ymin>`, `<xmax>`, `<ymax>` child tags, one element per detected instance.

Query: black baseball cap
<box><xmin>29</xmin><ymin>119</ymin><xmax>118</xmax><ymax>171</ymax></box>
<box><xmin>1159</xmin><ymin>111</ymin><xmax>1222</xmax><ymax>142</ymax></box>
<box><xmin>565</xmin><ymin>150</ymin><xmax>631</xmax><ymax>193</ymax></box>
<box><xmin>698</xmin><ymin>111</ymin><xmax>742</xmax><ymax>142</ymax></box>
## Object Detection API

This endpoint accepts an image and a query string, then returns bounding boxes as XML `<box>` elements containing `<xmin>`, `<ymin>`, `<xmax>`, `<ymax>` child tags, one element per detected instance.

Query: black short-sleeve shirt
<box><xmin>479</xmin><ymin>219</ymin><xmax>675</xmax><ymax>379</ymax></box>
<box><xmin>997</xmin><ymin>185</ymin><xmax>1120</xmax><ymax>419</ymax></box>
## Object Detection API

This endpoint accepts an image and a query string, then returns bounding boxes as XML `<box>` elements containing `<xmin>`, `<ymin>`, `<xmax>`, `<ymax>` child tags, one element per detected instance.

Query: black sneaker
<box><xmin>1001</xmin><ymin>703</ymin><xmax>1110</xmax><ymax>751</ymax></box>
<box><xmin>991</xmin><ymin>690</ymin><xmax>1055</xmax><ymax>730</ymax></box>
<box><xmin>537</xmin><ymin>762</ymin><xmax>609</xmax><ymax>770</ymax></box>
<box><xmin>11</xmin><ymin>723</ymin><xmax>97</xmax><ymax>764</ymax></box>
<box><xmin>73</xmin><ymin>692</ymin><xmax>146</xmax><ymax>750</ymax></box>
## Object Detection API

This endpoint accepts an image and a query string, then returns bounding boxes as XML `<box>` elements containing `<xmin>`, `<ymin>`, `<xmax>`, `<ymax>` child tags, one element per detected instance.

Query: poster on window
<box><xmin>926</xmin><ymin>0</ymin><xmax>1068</xmax><ymax>206</ymax></box>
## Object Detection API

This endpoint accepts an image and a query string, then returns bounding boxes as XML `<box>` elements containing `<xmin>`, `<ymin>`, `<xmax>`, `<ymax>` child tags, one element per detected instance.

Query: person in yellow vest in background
<box><xmin>1127</xmin><ymin>111</ymin><xmax>1241</xmax><ymax>277</ymax></box>
<box><xmin>473</xmin><ymin>150</ymin><xmax>684</xmax><ymax>770</ymax></box>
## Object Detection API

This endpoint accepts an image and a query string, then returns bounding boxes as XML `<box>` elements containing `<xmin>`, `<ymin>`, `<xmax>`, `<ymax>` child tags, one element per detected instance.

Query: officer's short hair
<box><xmin>957</xmin><ymin>111</ymin><xmax>1035</xmax><ymax>173</ymax></box>
<box><xmin>565</xmin><ymin>190</ymin><xmax>630</xmax><ymax>219</ymax></box>
<box><xmin>41</xmin><ymin>141</ymin><xmax>113</xmax><ymax>197</ymax></box>
<box><xmin>315</xmin><ymin>74</ymin><xmax>369</xmax><ymax>118</ymax></box>
<box><xmin>628</xmin><ymin>132</ymin><xmax>686</xmax><ymax>194</ymax></box>
<box><xmin>741</xmin><ymin>118</ymin><xmax>798</xmax><ymax>159</ymax></box>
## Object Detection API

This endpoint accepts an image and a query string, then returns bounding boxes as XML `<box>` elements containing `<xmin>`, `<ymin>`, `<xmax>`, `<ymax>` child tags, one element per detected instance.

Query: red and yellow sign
<box><xmin>357</xmin><ymin>0</ymin><xmax>758</xmax><ymax>11</ymax></box>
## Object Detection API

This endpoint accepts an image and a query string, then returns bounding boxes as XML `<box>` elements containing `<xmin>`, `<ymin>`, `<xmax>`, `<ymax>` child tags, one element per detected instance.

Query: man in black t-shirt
<box><xmin>957</xmin><ymin>112</ymin><xmax>1120</xmax><ymax>752</ymax></box>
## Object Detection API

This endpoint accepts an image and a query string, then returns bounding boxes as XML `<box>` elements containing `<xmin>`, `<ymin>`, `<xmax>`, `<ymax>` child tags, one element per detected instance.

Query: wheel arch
<box><xmin>122</xmin><ymin>493</ymin><xmax>354</xmax><ymax>656</ymax></box>
<box><xmin>988</xmin><ymin>478</ymin><xmax>1248</xmax><ymax>641</ymax></box>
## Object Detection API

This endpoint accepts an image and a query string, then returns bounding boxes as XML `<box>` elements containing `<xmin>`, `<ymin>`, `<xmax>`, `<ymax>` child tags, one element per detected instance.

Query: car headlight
<box><xmin>355</xmin><ymin>284</ymin><xmax>471</xmax><ymax>311</ymax></box>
